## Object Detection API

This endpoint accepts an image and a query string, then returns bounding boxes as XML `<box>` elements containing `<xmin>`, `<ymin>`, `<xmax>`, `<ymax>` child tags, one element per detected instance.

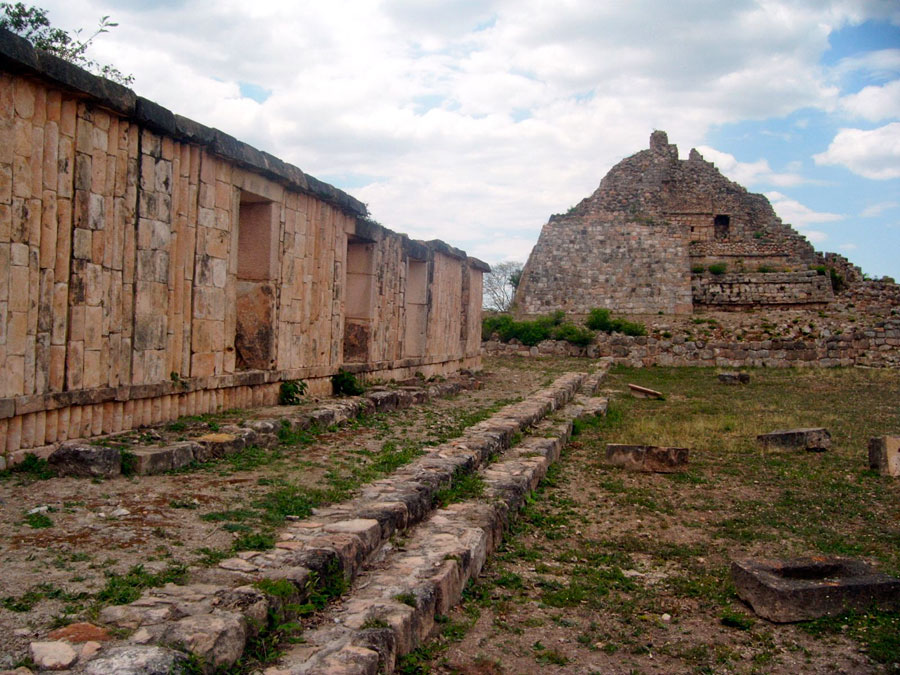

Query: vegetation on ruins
<box><xmin>278</xmin><ymin>379</ymin><xmax>308</xmax><ymax>405</ymax></box>
<box><xmin>483</xmin><ymin>261</ymin><xmax>523</xmax><ymax>312</ymax></box>
<box><xmin>813</xmin><ymin>264</ymin><xmax>847</xmax><ymax>293</ymax></box>
<box><xmin>584</xmin><ymin>308</ymin><xmax>648</xmax><ymax>336</ymax></box>
<box><xmin>482</xmin><ymin>311</ymin><xmax>593</xmax><ymax>346</ymax></box>
<box><xmin>331</xmin><ymin>369</ymin><xmax>365</xmax><ymax>396</ymax></box>
<box><xmin>483</xmin><ymin>308</ymin><xmax>648</xmax><ymax>347</ymax></box>
<box><xmin>0</xmin><ymin>2</ymin><xmax>132</xmax><ymax>84</ymax></box>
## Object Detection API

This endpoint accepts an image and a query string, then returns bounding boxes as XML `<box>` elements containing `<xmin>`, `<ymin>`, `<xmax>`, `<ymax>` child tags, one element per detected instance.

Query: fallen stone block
<box><xmin>367</xmin><ymin>390</ymin><xmax>400</xmax><ymax>412</ymax></box>
<box><xmin>718</xmin><ymin>371</ymin><xmax>750</xmax><ymax>384</ymax></box>
<box><xmin>160</xmin><ymin>611</ymin><xmax>247</xmax><ymax>670</ymax></box>
<box><xmin>30</xmin><ymin>640</ymin><xmax>78</xmax><ymax>670</ymax></box>
<box><xmin>627</xmin><ymin>383</ymin><xmax>664</xmax><ymax>399</ymax></box>
<box><xmin>757</xmin><ymin>427</ymin><xmax>831</xmax><ymax>452</ymax></box>
<box><xmin>868</xmin><ymin>435</ymin><xmax>900</xmax><ymax>477</ymax></box>
<box><xmin>48</xmin><ymin>441</ymin><xmax>121</xmax><ymax>477</ymax></box>
<box><xmin>605</xmin><ymin>444</ymin><xmax>689</xmax><ymax>473</ymax></box>
<box><xmin>732</xmin><ymin>556</ymin><xmax>900</xmax><ymax>622</ymax></box>
<box><xmin>132</xmin><ymin>441</ymin><xmax>199</xmax><ymax>475</ymax></box>
<box><xmin>82</xmin><ymin>645</ymin><xmax>186</xmax><ymax>674</ymax></box>
<box><xmin>193</xmin><ymin>431</ymin><xmax>245</xmax><ymax>461</ymax></box>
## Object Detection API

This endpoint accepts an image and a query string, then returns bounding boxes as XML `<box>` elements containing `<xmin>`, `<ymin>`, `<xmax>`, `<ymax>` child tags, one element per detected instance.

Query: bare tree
<box><xmin>483</xmin><ymin>261</ymin><xmax>523</xmax><ymax>312</ymax></box>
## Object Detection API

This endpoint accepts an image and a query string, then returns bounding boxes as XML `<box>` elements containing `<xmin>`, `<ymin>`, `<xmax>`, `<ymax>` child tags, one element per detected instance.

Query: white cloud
<box><xmin>24</xmin><ymin>0</ymin><xmax>896</xmax><ymax>278</ymax></box>
<box><xmin>765</xmin><ymin>191</ymin><xmax>842</xmax><ymax>243</ymax></box>
<box><xmin>861</xmin><ymin>201</ymin><xmax>899</xmax><ymax>217</ymax></box>
<box><xmin>814</xmin><ymin>123</ymin><xmax>900</xmax><ymax>179</ymax></box>
<box><xmin>696</xmin><ymin>146</ymin><xmax>809</xmax><ymax>187</ymax></box>
<box><xmin>832</xmin><ymin>48</ymin><xmax>900</xmax><ymax>81</ymax></box>
<box><xmin>839</xmin><ymin>243</ymin><xmax>858</xmax><ymax>251</ymax></box>
<box><xmin>840</xmin><ymin>80</ymin><xmax>900</xmax><ymax>121</ymax></box>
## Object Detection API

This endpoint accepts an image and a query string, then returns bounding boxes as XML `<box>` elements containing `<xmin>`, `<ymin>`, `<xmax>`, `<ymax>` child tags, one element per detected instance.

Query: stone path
<box><xmin>32</xmin><ymin>366</ymin><xmax>607</xmax><ymax>674</ymax></box>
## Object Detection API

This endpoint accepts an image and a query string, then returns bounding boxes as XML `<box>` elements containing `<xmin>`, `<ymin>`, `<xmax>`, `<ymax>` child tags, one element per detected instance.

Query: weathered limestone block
<box><xmin>757</xmin><ymin>427</ymin><xmax>831</xmax><ymax>452</ymax></box>
<box><xmin>868</xmin><ymin>435</ymin><xmax>900</xmax><ymax>477</ymax></box>
<box><xmin>29</xmin><ymin>641</ymin><xmax>78</xmax><ymax>670</ymax></box>
<box><xmin>48</xmin><ymin>440</ymin><xmax>120</xmax><ymax>476</ymax></box>
<box><xmin>718</xmin><ymin>371</ymin><xmax>750</xmax><ymax>384</ymax></box>
<box><xmin>82</xmin><ymin>645</ymin><xmax>185</xmax><ymax>675</ymax></box>
<box><xmin>160</xmin><ymin>611</ymin><xmax>247</xmax><ymax>671</ymax></box>
<box><xmin>732</xmin><ymin>556</ymin><xmax>900</xmax><ymax>622</ymax></box>
<box><xmin>132</xmin><ymin>441</ymin><xmax>199</xmax><ymax>474</ymax></box>
<box><xmin>605</xmin><ymin>444</ymin><xmax>689</xmax><ymax>473</ymax></box>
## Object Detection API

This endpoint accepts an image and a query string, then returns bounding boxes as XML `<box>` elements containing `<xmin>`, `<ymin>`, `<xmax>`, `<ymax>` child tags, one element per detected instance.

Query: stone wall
<box><xmin>692</xmin><ymin>271</ymin><xmax>833</xmax><ymax>309</ymax></box>
<box><xmin>515</xmin><ymin>218</ymin><xmax>692</xmax><ymax>315</ymax></box>
<box><xmin>0</xmin><ymin>30</ymin><xmax>488</xmax><ymax>461</ymax></box>
<box><xmin>483</xmin><ymin>318</ymin><xmax>900</xmax><ymax>368</ymax></box>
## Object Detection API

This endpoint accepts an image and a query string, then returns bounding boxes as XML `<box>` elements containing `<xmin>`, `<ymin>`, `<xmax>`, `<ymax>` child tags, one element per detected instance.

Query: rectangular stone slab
<box><xmin>605</xmin><ymin>444</ymin><xmax>688</xmax><ymax>473</ymax></box>
<box><xmin>732</xmin><ymin>556</ymin><xmax>900</xmax><ymax>622</ymax></box>
<box><xmin>757</xmin><ymin>427</ymin><xmax>831</xmax><ymax>452</ymax></box>
<box><xmin>868</xmin><ymin>436</ymin><xmax>900</xmax><ymax>477</ymax></box>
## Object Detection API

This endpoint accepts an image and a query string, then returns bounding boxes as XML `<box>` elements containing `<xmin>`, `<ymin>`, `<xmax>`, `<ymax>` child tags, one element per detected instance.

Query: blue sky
<box><xmin>36</xmin><ymin>0</ymin><xmax>900</xmax><ymax>278</ymax></box>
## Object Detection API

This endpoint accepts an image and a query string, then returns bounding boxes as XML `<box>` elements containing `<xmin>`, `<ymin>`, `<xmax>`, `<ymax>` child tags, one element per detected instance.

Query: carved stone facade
<box><xmin>516</xmin><ymin>131</ymin><xmax>830</xmax><ymax>316</ymax></box>
<box><xmin>0</xmin><ymin>30</ymin><xmax>487</xmax><ymax>460</ymax></box>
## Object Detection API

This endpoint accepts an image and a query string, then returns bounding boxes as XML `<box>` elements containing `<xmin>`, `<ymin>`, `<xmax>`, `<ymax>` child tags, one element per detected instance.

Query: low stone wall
<box><xmin>483</xmin><ymin>318</ymin><xmax>900</xmax><ymax>368</ymax></box>
<box><xmin>692</xmin><ymin>271</ymin><xmax>833</xmax><ymax>308</ymax></box>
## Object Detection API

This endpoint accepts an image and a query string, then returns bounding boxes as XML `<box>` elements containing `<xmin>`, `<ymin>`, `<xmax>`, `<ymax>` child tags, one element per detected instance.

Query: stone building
<box><xmin>0</xmin><ymin>30</ymin><xmax>487</xmax><ymax>461</ymax></box>
<box><xmin>515</xmin><ymin>131</ymin><xmax>833</xmax><ymax>316</ymax></box>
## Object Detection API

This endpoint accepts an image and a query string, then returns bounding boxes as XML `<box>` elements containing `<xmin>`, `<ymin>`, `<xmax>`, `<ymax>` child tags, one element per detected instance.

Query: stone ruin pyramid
<box><xmin>515</xmin><ymin>130</ymin><xmax>843</xmax><ymax>316</ymax></box>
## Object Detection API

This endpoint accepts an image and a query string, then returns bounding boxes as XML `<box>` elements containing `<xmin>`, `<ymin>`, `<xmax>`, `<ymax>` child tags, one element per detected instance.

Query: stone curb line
<box><xmin>59</xmin><ymin>369</ymin><xmax>602</xmax><ymax>673</ymax></box>
<box><xmin>272</xmin><ymin>391</ymin><xmax>609</xmax><ymax>673</ymax></box>
<box><xmin>46</xmin><ymin>377</ymin><xmax>477</xmax><ymax>478</ymax></box>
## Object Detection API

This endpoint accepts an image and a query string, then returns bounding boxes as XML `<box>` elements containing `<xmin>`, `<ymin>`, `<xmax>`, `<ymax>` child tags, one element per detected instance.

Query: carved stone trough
<box><xmin>731</xmin><ymin>556</ymin><xmax>900</xmax><ymax>622</ymax></box>
<box><xmin>605</xmin><ymin>444</ymin><xmax>688</xmax><ymax>473</ymax></box>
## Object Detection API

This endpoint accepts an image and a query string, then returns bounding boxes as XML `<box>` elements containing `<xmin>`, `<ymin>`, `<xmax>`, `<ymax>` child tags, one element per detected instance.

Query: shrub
<box><xmin>585</xmin><ymin>308</ymin><xmax>613</xmax><ymax>331</ymax></box>
<box><xmin>278</xmin><ymin>379</ymin><xmax>308</xmax><ymax>405</ymax></box>
<box><xmin>691</xmin><ymin>265</ymin><xmax>705</xmax><ymax>274</ymax></box>
<box><xmin>551</xmin><ymin>322</ymin><xmax>595</xmax><ymax>346</ymax></box>
<box><xmin>708</xmin><ymin>263</ymin><xmax>727</xmax><ymax>275</ymax></box>
<box><xmin>481</xmin><ymin>313</ymin><xmax>554</xmax><ymax>346</ymax></box>
<box><xmin>829</xmin><ymin>268</ymin><xmax>846</xmax><ymax>293</ymax></box>
<box><xmin>616</xmin><ymin>320</ymin><xmax>647</xmax><ymax>336</ymax></box>
<box><xmin>332</xmin><ymin>369</ymin><xmax>364</xmax><ymax>396</ymax></box>
<box><xmin>757</xmin><ymin>265</ymin><xmax>775</xmax><ymax>273</ymax></box>
<box><xmin>585</xmin><ymin>308</ymin><xmax>646</xmax><ymax>336</ymax></box>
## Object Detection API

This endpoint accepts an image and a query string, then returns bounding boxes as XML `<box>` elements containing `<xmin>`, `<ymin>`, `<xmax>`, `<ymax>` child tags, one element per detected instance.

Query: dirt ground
<box><xmin>2</xmin><ymin>358</ymin><xmax>899</xmax><ymax>674</ymax></box>
<box><xmin>0</xmin><ymin>356</ymin><xmax>589</xmax><ymax>669</ymax></box>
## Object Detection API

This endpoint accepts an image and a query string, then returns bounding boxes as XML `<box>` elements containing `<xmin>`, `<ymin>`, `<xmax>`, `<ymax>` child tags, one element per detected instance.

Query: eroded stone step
<box><xmin>271</xmin><ymin>386</ymin><xmax>609</xmax><ymax>673</ymax></box>
<box><xmin>75</xmin><ymin>369</ymin><xmax>602</xmax><ymax>673</ymax></box>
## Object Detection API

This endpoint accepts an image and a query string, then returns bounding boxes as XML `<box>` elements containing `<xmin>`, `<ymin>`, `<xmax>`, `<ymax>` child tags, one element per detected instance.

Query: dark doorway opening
<box><xmin>714</xmin><ymin>214</ymin><xmax>730</xmax><ymax>240</ymax></box>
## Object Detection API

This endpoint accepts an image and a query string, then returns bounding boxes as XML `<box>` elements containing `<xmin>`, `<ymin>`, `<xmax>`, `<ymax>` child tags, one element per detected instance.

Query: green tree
<box><xmin>0</xmin><ymin>2</ymin><xmax>133</xmax><ymax>85</ymax></box>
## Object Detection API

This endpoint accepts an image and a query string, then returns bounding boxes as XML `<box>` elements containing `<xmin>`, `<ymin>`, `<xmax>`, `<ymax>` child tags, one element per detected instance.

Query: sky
<box><xmin>33</xmin><ymin>0</ymin><xmax>900</xmax><ymax>279</ymax></box>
